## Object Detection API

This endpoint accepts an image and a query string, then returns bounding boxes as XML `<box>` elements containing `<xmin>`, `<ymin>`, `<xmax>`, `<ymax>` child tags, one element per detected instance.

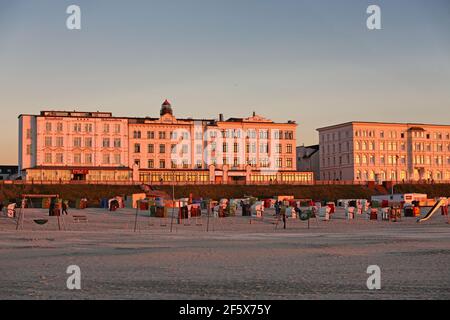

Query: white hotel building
<box><xmin>18</xmin><ymin>101</ymin><xmax>313</xmax><ymax>184</ymax></box>
<box><xmin>317</xmin><ymin>121</ymin><xmax>450</xmax><ymax>183</ymax></box>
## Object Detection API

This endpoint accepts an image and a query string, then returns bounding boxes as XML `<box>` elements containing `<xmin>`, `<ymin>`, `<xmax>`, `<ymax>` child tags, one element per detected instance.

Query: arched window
<box><xmin>400</xmin><ymin>171</ymin><xmax>407</xmax><ymax>181</ymax></box>
<box><xmin>363</xmin><ymin>170</ymin><xmax>369</xmax><ymax>181</ymax></box>
<box><xmin>391</xmin><ymin>171</ymin><xmax>397</xmax><ymax>180</ymax></box>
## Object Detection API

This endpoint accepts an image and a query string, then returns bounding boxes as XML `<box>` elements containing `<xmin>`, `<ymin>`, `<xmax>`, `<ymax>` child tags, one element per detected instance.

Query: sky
<box><xmin>0</xmin><ymin>0</ymin><xmax>449</xmax><ymax>164</ymax></box>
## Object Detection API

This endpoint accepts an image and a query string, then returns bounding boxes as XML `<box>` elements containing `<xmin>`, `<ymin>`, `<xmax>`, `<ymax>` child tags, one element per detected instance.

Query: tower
<box><xmin>160</xmin><ymin>99</ymin><xmax>173</xmax><ymax>116</ymax></box>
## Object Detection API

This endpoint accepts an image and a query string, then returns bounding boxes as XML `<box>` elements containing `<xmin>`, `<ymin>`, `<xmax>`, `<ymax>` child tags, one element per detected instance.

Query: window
<box><xmin>56</xmin><ymin>137</ymin><xmax>64</xmax><ymax>147</ymax></box>
<box><xmin>45</xmin><ymin>122</ymin><xmax>52</xmax><ymax>132</ymax></box>
<box><xmin>233</xmin><ymin>143</ymin><xmax>239</xmax><ymax>153</ymax></box>
<box><xmin>85</xmin><ymin>124</ymin><xmax>93</xmax><ymax>133</ymax></box>
<box><xmin>223</xmin><ymin>143</ymin><xmax>228</xmax><ymax>152</ymax></box>
<box><xmin>85</xmin><ymin>154</ymin><xmax>92</xmax><ymax>164</ymax></box>
<box><xmin>102</xmin><ymin>154</ymin><xmax>110</xmax><ymax>164</ymax></box>
<box><xmin>134</xmin><ymin>143</ymin><xmax>141</xmax><ymax>153</ymax></box>
<box><xmin>114</xmin><ymin>124</ymin><xmax>121</xmax><ymax>134</ymax></box>
<box><xmin>56</xmin><ymin>153</ymin><xmax>63</xmax><ymax>164</ymax></box>
<box><xmin>114</xmin><ymin>138</ymin><xmax>121</xmax><ymax>148</ymax></box>
<box><xmin>148</xmin><ymin>159</ymin><xmax>154</xmax><ymax>169</ymax></box>
<box><xmin>286</xmin><ymin>158</ymin><xmax>293</xmax><ymax>168</ymax></box>
<box><xmin>26</xmin><ymin>129</ymin><xmax>32</xmax><ymax>139</ymax></box>
<box><xmin>196</xmin><ymin>144</ymin><xmax>202</xmax><ymax>155</ymax></box>
<box><xmin>85</xmin><ymin>138</ymin><xmax>93</xmax><ymax>148</ymax></box>
<box><xmin>259</xmin><ymin>143</ymin><xmax>268</xmax><ymax>154</ymax></box>
<box><xmin>73</xmin><ymin>123</ymin><xmax>82</xmax><ymax>132</ymax></box>
<box><xmin>159</xmin><ymin>144</ymin><xmax>165</xmax><ymax>153</ymax></box>
<box><xmin>74</xmin><ymin>153</ymin><xmax>81</xmax><ymax>164</ymax></box>
<box><xmin>284</xmin><ymin>131</ymin><xmax>294</xmax><ymax>140</ymax></box>
<box><xmin>276</xmin><ymin>158</ymin><xmax>282</xmax><ymax>168</ymax></box>
<box><xmin>148</xmin><ymin>144</ymin><xmax>154</xmax><ymax>153</ymax></box>
<box><xmin>147</xmin><ymin>131</ymin><xmax>155</xmax><ymax>139</ymax></box>
<box><xmin>44</xmin><ymin>153</ymin><xmax>52</xmax><ymax>163</ymax></box>
<box><xmin>45</xmin><ymin>137</ymin><xmax>52</xmax><ymax>147</ymax></box>
<box><xmin>286</xmin><ymin>144</ymin><xmax>293</xmax><ymax>154</ymax></box>
<box><xmin>133</xmin><ymin>131</ymin><xmax>141</xmax><ymax>139</ymax></box>
<box><xmin>26</xmin><ymin>144</ymin><xmax>32</xmax><ymax>155</ymax></box>
<box><xmin>182</xmin><ymin>144</ymin><xmax>189</xmax><ymax>154</ymax></box>
<box><xmin>259</xmin><ymin>130</ymin><xmax>268</xmax><ymax>139</ymax></box>
<box><xmin>159</xmin><ymin>160</ymin><xmax>165</xmax><ymax>169</ymax></box>
<box><xmin>113</xmin><ymin>154</ymin><xmax>121</xmax><ymax>165</ymax></box>
<box><xmin>103</xmin><ymin>124</ymin><xmax>110</xmax><ymax>133</ymax></box>
<box><xmin>276</xmin><ymin>144</ymin><xmax>282</xmax><ymax>154</ymax></box>
<box><xmin>170</xmin><ymin>131</ymin><xmax>178</xmax><ymax>140</ymax></box>
<box><xmin>57</xmin><ymin>123</ymin><xmax>63</xmax><ymax>132</ymax></box>
<box><xmin>246</xmin><ymin>129</ymin><xmax>256</xmax><ymax>139</ymax></box>
<box><xmin>159</xmin><ymin>131</ymin><xmax>166</xmax><ymax>139</ymax></box>
<box><xmin>102</xmin><ymin>138</ymin><xmax>110</xmax><ymax>148</ymax></box>
<box><xmin>73</xmin><ymin>137</ymin><xmax>82</xmax><ymax>148</ymax></box>
<box><xmin>134</xmin><ymin>159</ymin><xmax>140</xmax><ymax>167</ymax></box>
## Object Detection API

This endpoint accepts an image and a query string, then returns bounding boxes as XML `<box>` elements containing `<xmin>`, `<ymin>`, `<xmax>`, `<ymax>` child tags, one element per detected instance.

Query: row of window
<box><xmin>43</xmin><ymin>137</ymin><xmax>122</xmax><ymax>148</ymax></box>
<box><xmin>131</xmin><ymin>129</ymin><xmax>295</xmax><ymax>140</ymax></box>
<box><xmin>140</xmin><ymin>172</ymin><xmax>210</xmax><ymax>183</ymax></box>
<box><xmin>323</xmin><ymin>140</ymin><xmax>450</xmax><ymax>155</ymax></box>
<box><xmin>133</xmin><ymin>158</ymin><xmax>294</xmax><ymax>169</ymax></box>
<box><xmin>43</xmin><ymin>153</ymin><xmax>122</xmax><ymax>165</ymax></box>
<box><xmin>322</xmin><ymin>154</ymin><xmax>450</xmax><ymax>167</ymax></box>
<box><xmin>322</xmin><ymin>170</ymin><xmax>450</xmax><ymax>181</ymax></box>
<box><xmin>322</xmin><ymin>129</ymin><xmax>450</xmax><ymax>142</ymax></box>
<box><xmin>132</xmin><ymin>143</ymin><xmax>293</xmax><ymax>155</ymax></box>
<box><xmin>42</xmin><ymin>122</ymin><xmax>122</xmax><ymax>134</ymax></box>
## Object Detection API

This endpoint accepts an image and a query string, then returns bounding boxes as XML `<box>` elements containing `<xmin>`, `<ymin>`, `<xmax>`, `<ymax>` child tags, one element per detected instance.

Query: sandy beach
<box><xmin>1</xmin><ymin>207</ymin><xmax>449</xmax><ymax>300</ymax></box>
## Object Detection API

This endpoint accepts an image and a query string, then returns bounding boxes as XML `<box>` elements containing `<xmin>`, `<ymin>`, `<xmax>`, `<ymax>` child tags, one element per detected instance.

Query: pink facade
<box><xmin>317</xmin><ymin>122</ymin><xmax>450</xmax><ymax>182</ymax></box>
<box><xmin>18</xmin><ymin>102</ymin><xmax>313</xmax><ymax>184</ymax></box>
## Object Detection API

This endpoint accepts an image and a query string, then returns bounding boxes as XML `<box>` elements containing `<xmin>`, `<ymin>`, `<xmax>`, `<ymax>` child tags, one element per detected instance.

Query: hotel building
<box><xmin>18</xmin><ymin>100</ymin><xmax>313</xmax><ymax>184</ymax></box>
<box><xmin>317</xmin><ymin>122</ymin><xmax>450</xmax><ymax>182</ymax></box>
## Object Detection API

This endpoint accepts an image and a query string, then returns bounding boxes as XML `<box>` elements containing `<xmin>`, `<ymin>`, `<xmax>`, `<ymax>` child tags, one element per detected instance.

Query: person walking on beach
<box><xmin>49</xmin><ymin>199</ymin><xmax>54</xmax><ymax>216</ymax></box>
<box><xmin>62</xmin><ymin>201</ymin><xmax>69</xmax><ymax>215</ymax></box>
<box><xmin>275</xmin><ymin>201</ymin><xmax>281</xmax><ymax>216</ymax></box>
<box><xmin>280</xmin><ymin>203</ymin><xmax>287</xmax><ymax>229</ymax></box>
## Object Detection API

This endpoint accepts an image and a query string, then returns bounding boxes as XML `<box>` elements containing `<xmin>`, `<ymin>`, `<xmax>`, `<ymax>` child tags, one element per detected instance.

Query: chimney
<box><xmin>253</xmin><ymin>111</ymin><xmax>256</xmax><ymax>116</ymax></box>
<box><xmin>219</xmin><ymin>114</ymin><xmax>224</xmax><ymax>121</ymax></box>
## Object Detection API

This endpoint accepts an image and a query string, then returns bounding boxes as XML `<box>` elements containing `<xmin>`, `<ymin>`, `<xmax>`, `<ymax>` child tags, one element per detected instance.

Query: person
<box><xmin>275</xmin><ymin>201</ymin><xmax>280</xmax><ymax>216</ymax></box>
<box><xmin>295</xmin><ymin>205</ymin><xmax>302</xmax><ymax>217</ymax></box>
<box><xmin>49</xmin><ymin>199</ymin><xmax>55</xmax><ymax>216</ymax></box>
<box><xmin>280</xmin><ymin>204</ymin><xmax>287</xmax><ymax>229</ymax></box>
<box><xmin>62</xmin><ymin>201</ymin><xmax>69</xmax><ymax>215</ymax></box>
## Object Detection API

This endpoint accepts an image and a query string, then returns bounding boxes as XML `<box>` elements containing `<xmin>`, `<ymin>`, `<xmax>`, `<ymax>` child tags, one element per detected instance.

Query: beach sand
<box><xmin>0</xmin><ymin>207</ymin><xmax>449</xmax><ymax>299</ymax></box>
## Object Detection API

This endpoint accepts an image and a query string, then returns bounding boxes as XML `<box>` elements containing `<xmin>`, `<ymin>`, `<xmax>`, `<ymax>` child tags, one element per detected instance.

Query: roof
<box><xmin>317</xmin><ymin>121</ymin><xmax>450</xmax><ymax>131</ymax></box>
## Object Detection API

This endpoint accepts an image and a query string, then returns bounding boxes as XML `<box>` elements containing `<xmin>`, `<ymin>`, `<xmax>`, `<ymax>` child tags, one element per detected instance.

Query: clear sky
<box><xmin>1</xmin><ymin>0</ymin><xmax>449</xmax><ymax>164</ymax></box>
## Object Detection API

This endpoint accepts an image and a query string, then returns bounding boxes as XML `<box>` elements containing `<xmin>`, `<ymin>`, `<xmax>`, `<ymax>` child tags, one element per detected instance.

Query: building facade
<box><xmin>317</xmin><ymin>122</ymin><xmax>450</xmax><ymax>182</ymax></box>
<box><xmin>18</xmin><ymin>101</ymin><xmax>313</xmax><ymax>184</ymax></box>
<box><xmin>296</xmin><ymin>145</ymin><xmax>320</xmax><ymax>180</ymax></box>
